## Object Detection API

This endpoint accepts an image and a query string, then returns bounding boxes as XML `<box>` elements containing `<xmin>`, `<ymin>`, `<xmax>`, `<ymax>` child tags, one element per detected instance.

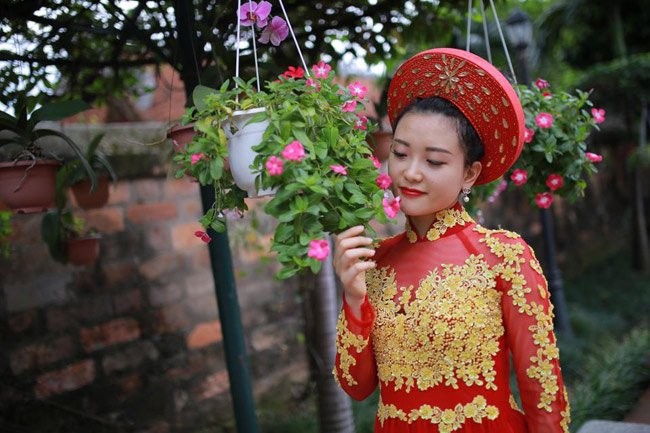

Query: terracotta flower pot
<box><xmin>167</xmin><ymin>124</ymin><xmax>196</xmax><ymax>152</ymax></box>
<box><xmin>366</xmin><ymin>130</ymin><xmax>393</xmax><ymax>162</ymax></box>
<box><xmin>0</xmin><ymin>160</ymin><xmax>61</xmax><ymax>213</ymax></box>
<box><xmin>71</xmin><ymin>176</ymin><xmax>110</xmax><ymax>209</ymax></box>
<box><xmin>66</xmin><ymin>235</ymin><xmax>101</xmax><ymax>266</ymax></box>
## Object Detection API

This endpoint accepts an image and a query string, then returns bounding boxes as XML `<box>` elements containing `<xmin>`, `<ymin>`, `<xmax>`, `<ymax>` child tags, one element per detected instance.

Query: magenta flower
<box><xmin>330</xmin><ymin>164</ymin><xmax>348</xmax><ymax>175</ymax></box>
<box><xmin>312</xmin><ymin>61</ymin><xmax>331</xmax><ymax>79</ymax></box>
<box><xmin>258</xmin><ymin>16</ymin><xmax>288</xmax><ymax>46</ymax></box>
<box><xmin>305</xmin><ymin>78</ymin><xmax>320</xmax><ymax>90</ymax></box>
<box><xmin>382</xmin><ymin>196</ymin><xmax>401</xmax><ymax>218</ymax></box>
<box><xmin>535</xmin><ymin>192</ymin><xmax>553</xmax><ymax>209</ymax></box>
<box><xmin>341</xmin><ymin>100</ymin><xmax>357</xmax><ymax>112</ymax></box>
<box><xmin>190</xmin><ymin>153</ymin><xmax>205</xmax><ymax>165</ymax></box>
<box><xmin>546</xmin><ymin>174</ymin><xmax>564</xmax><ymax>191</ymax></box>
<box><xmin>348</xmin><ymin>81</ymin><xmax>368</xmax><ymax>99</ymax></box>
<box><xmin>266</xmin><ymin>155</ymin><xmax>284</xmax><ymax>176</ymax></box>
<box><xmin>510</xmin><ymin>168</ymin><xmax>528</xmax><ymax>186</ymax></box>
<box><xmin>238</xmin><ymin>1</ymin><xmax>272</xmax><ymax>27</ymax></box>
<box><xmin>535</xmin><ymin>78</ymin><xmax>550</xmax><ymax>89</ymax></box>
<box><xmin>194</xmin><ymin>230</ymin><xmax>212</xmax><ymax>243</ymax></box>
<box><xmin>591</xmin><ymin>108</ymin><xmax>606</xmax><ymax>124</ymax></box>
<box><xmin>370</xmin><ymin>156</ymin><xmax>381</xmax><ymax>169</ymax></box>
<box><xmin>524</xmin><ymin>127</ymin><xmax>535</xmax><ymax>144</ymax></box>
<box><xmin>535</xmin><ymin>112</ymin><xmax>554</xmax><ymax>129</ymax></box>
<box><xmin>281</xmin><ymin>140</ymin><xmax>306</xmax><ymax>161</ymax></box>
<box><xmin>376</xmin><ymin>173</ymin><xmax>392</xmax><ymax>189</ymax></box>
<box><xmin>354</xmin><ymin>115</ymin><xmax>368</xmax><ymax>131</ymax></box>
<box><xmin>307</xmin><ymin>239</ymin><xmax>330</xmax><ymax>261</ymax></box>
<box><xmin>585</xmin><ymin>152</ymin><xmax>603</xmax><ymax>163</ymax></box>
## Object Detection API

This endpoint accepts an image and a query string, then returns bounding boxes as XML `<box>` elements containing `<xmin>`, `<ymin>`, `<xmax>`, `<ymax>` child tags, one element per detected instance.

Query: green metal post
<box><xmin>173</xmin><ymin>2</ymin><xmax>259</xmax><ymax>432</ymax></box>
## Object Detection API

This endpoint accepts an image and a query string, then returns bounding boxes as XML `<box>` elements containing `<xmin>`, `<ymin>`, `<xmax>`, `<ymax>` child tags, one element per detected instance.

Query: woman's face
<box><xmin>388</xmin><ymin>111</ymin><xmax>481</xmax><ymax>232</ymax></box>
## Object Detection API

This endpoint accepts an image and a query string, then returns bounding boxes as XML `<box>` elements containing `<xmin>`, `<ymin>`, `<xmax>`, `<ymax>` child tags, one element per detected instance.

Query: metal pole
<box><xmin>173</xmin><ymin>2</ymin><xmax>260</xmax><ymax>431</ymax></box>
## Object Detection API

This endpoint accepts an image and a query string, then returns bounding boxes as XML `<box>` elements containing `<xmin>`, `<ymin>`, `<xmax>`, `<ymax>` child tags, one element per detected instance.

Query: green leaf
<box><xmin>32</xmin><ymin>100</ymin><xmax>90</xmax><ymax>122</ymax></box>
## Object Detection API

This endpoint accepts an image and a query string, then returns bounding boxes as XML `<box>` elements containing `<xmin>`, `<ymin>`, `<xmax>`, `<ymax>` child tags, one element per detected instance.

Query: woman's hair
<box><xmin>394</xmin><ymin>97</ymin><xmax>484</xmax><ymax>165</ymax></box>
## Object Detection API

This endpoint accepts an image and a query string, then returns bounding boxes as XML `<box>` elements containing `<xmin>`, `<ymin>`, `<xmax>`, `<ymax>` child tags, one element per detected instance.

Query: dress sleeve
<box><xmin>495</xmin><ymin>235</ymin><xmax>570</xmax><ymax>433</ymax></box>
<box><xmin>333</xmin><ymin>293</ymin><xmax>378</xmax><ymax>401</ymax></box>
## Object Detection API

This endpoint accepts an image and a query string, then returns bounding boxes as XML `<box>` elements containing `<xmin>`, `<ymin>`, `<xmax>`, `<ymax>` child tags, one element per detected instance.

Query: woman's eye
<box><xmin>391</xmin><ymin>150</ymin><xmax>406</xmax><ymax>158</ymax></box>
<box><xmin>427</xmin><ymin>160</ymin><xmax>444</xmax><ymax>166</ymax></box>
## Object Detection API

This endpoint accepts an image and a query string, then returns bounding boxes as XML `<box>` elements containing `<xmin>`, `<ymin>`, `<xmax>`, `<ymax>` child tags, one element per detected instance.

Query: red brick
<box><xmin>83</xmin><ymin>207</ymin><xmax>125</xmax><ymax>233</ymax></box>
<box><xmin>10</xmin><ymin>337</ymin><xmax>76</xmax><ymax>374</ymax></box>
<box><xmin>132</xmin><ymin>179</ymin><xmax>163</xmax><ymax>201</ymax></box>
<box><xmin>171</xmin><ymin>222</ymin><xmax>206</xmax><ymax>250</ymax></box>
<box><xmin>144</xmin><ymin>224</ymin><xmax>171</xmax><ymax>252</ymax></box>
<box><xmin>152</xmin><ymin>304</ymin><xmax>189</xmax><ymax>334</ymax></box>
<box><xmin>181</xmin><ymin>198</ymin><xmax>202</xmax><ymax>218</ymax></box>
<box><xmin>138</xmin><ymin>253</ymin><xmax>183</xmax><ymax>280</ymax></box>
<box><xmin>113</xmin><ymin>289</ymin><xmax>143</xmax><ymax>315</ymax></box>
<box><xmin>80</xmin><ymin>318</ymin><xmax>141</xmax><ymax>352</ymax></box>
<box><xmin>126</xmin><ymin>202</ymin><xmax>178</xmax><ymax>224</ymax></box>
<box><xmin>138</xmin><ymin>421</ymin><xmax>170</xmax><ymax>433</ymax></box>
<box><xmin>107</xmin><ymin>182</ymin><xmax>131</xmax><ymax>205</ymax></box>
<box><xmin>164</xmin><ymin>178</ymin><xmax>199</xmax><ymax>199</ymax></box>
<box><xmin>194</xmin><ymin>370</ymin><xmax>230</xmax><ymax>401</ymax></box>
<box><xmin>102</xmin><ymin>261</ymin><xmax>139</xmax><ymax>287</ymax></box>
<box><xmin>8</xmin><ymin>310</ymin><xmax>38</xmax><ymax>333</ymax></box>
<box><xmin>186</xmin><ymin>321</ymin><xmax>222</xmax><ymax>349</ymax></box>
<box><xmin>192</xmin><ymin>247</ymin><xmax>210</xmax><ymax>270</ymax></box>
<box><xmin>47</xmin><ymin>308</ymin><xmax>76</xmax><ymax>332</ymax></box>
<box><xmin>117</xmin><ymin>372</ymin><xmax>142</xmax><ymax>400</ymax></box>
<box><xmin>34</xmin><ymin>359</ymin><xmax>95</xmax><ymax>399</ymax></box>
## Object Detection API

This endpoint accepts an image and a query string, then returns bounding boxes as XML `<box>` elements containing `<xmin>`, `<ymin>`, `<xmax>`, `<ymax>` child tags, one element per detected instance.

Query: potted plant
<box><xmin>503</xmin><ymin>78</ymin><xmax>606</xmax><ymax>207</ymax></box>
<box><xmin>0</xmin><ymin>93</ymin><xmax>96</xmax><ymax>213</ymax></box>
<box><xmin>174</xmin><ymin>63</ymin><xmax>395</xmax><ymax>279</ymax></box>
<box><xmin>62</xmin><ymin>133</ymin><xmax>117</xmax><ymax>209</ymax></box>
<box><xmin>41</xmin><ymin>208</ymin><xmax>101</xmax><ymax>266</ymax></box>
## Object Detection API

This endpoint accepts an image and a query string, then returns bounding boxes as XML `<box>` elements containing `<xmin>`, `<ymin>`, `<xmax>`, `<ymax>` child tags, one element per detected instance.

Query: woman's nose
<box><xmin>404</xmin><ymin>160</ymin><xmax>423</xmax><ymax>182</ymax></box>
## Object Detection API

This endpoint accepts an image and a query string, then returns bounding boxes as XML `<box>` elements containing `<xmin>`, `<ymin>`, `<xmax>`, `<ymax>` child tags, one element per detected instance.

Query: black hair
<box><xmin>394</xmin><ymin>97</ymin><xmax>484</xmax><ymax>165</ymax></box>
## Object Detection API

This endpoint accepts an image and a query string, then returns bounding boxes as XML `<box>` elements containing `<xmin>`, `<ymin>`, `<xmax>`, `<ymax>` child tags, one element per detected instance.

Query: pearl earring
<box><xmin>462</xmin><ymin>187</ymin><xmax>471</xmax><ymax>203</ymax></box>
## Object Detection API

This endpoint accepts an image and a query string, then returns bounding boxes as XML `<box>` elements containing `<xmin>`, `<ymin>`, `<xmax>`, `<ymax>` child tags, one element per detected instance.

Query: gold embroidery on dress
<box><xmin>334</xmin><ymin>312</ymin><xmax>370</xmax><ymax>387</ymax></box>
<box><xmin>366</xmin><ymin>254</ymin><xmax>503</xmax><ymax>393</ymax></box>
<box><xmin>377</xmin><ymin>394</ymin><xmax>499</xmax><ymax>431</ymax></box>
<box><xmin>405</xmin><ymin>207</ymin><xmax>474</xmax><ymax>243</ymax></box>
<box><xmin>476</xmin><ymin>226</ymin><xmax>562</xmax><ymax>412</ymax></box>
<box><xmin>560</xmin><ymin>387</ymin><xmax>571</xmax><ymax>433</ymax></box>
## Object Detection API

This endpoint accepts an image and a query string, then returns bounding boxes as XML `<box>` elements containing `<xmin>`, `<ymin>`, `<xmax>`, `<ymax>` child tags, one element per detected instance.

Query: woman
<box><xmin>332</xmin><ymin>48</ymin><xmax>570</xmax><ymax>433</ymax></box>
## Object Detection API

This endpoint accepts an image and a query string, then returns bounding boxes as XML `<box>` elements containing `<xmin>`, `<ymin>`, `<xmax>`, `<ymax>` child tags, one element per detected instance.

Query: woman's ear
<box><xmin>463</xmin><ymin>161</ymin><xmax>482</xmax><ymax>188</ymax></box>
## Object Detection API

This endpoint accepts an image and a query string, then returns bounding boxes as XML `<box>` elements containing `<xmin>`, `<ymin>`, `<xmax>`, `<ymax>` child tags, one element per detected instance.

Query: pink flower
<box><xmin>382</xmin><ymin>196</ymin><xmax>401</xmax><ymax>218</ymax></box>
<box><xmin>535</xmin><ymin>192</ymin><xmax>554</xmax><ymax>209</ymax></box>
<box><xmin>305</xmin><ymin>78</ymin><xmax>320</xmax><ymax>90</ymax></box>
<box><xmin>535</xmin><ymin>78</ymin><xmax>550</xmax><ymax>89</ymax></box>
<box><xmin>586</xmin><ymin>152</ymin><xmax>603</xmax><ymax>163</ymax></box>
<box><xmin>258</xmin><ymin>16</ymin><xmax>288</xmax><ymax>46</ymax></box>
<box><xmin>535</xmin><ymin>112</ymin><xmax>554</xmax><ymax>129</ymax></box>
<box><xmin>282</xmin><ymin>66</ymin><xmax>305</xmax><ymax>79</ymax></box>
<box><xmin>543</xmin><ymin>91</ymin><xmax>553</xmax><ymax>99</ymax></box>
<box><xmin>312</xmin><ymin>61</ymin><xmax>331</xmax><ymax>79</ymax></box>
<box><xmin>194</xmin><ymin>230</ymin><xmax>212</xmax><ymax>243</ymax></box>
<box><xmin>307</xmin><ymin>239</ymin><xmax>330</xmax><ymax>261</ymax></box>
<box><xmin>591</xmin><ymin>108</ymin><xmax>606</xmax><ymax>124</ymax></box>
<box><xmin>376</xmin><ymin>173</ymin><xmax>392</xmax><ymax>189</ymax></box>
<box><xmin>238</xmin><ymin>1</ymin><xmax>272</xmax><ymax>27</ymax></box>
<box><xmin>348</xmin><ymin>81</ymin><xmax>368</xmax><ymax>99</ymax></box>
<box><xmin>510</xmin><ymin>169</ymin><xmax>528</xmax><ymax>186</ymax></box>
<box><xmin>266</xmin><ymin>155</ymin><xmax>284</xmax><ymax>176</ymax></box>
<box><xmin>330</xmin><ymin>164</ymin><xmax>348</xmax><ymax>175</ymax></box>
<box><xmin>281</xmin><ymin>140</ymin><xmax>306</xmax><ymax>161</ymax></box>
<box><xmin>341</xmin><ymin>100</ymin><xmax>357</xmax><ymax>112</ymax></box>
<box><xmin>524</xmin><ymin>128</ymin><xmax>535</xmax><ymax>143</ymax></box>
<box><xmin>354</xmin><ymin>115</ymin><xmax>368</xmax><ymax>130</ymax></box>
<box><xmin>546</xmin><ymin>174</ymin><xmax>564</xmax><ymax>191</ymax></box>
<box><xmin>370</xmin><ymin>155</ymin><xmax>381</xmax><ymax>169</ymax></box>
<box><xmin>190</xmin><ymin>153</ymin><xmax>205</xmax><ymax>165</ymax></box>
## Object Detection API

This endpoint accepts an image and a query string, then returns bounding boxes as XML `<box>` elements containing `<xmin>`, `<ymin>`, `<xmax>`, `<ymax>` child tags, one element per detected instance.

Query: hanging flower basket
<box><xmin>66</xmin><ymin>234</ymin><xmax>101</xmax><ymax>266</ymax></box>
<box><xmin>71</xmin><ymin>175</ymin><xmax>111</xmax><ymax>209</ymax></box>
<box><xmin>172</xmin><ymin>1</ymin><xmax>393</xmax><ymax>278</ymax></box>
<box><xmin>0</xmin><ymin>159</ymin><xmax>61</xmax><ymax>213</ymax></box>
<box><xmin>167</xmin><ymin>124</ymin><xmax>197</xmax><ymax>153</ymax></box>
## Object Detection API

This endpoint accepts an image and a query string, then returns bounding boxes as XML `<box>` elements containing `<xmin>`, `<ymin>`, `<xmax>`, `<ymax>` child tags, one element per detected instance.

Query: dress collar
<box><xmin>405</xmin><ymin>202</ymin><xmax>474</xmax><ymax>243</ymax></box>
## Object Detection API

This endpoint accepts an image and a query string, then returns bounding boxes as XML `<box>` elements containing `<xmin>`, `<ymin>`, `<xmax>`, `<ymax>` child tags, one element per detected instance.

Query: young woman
<box><xmin>332</xmin><ymin>48</ymin><xmax>570</xmax><ymax>433</ymax></box>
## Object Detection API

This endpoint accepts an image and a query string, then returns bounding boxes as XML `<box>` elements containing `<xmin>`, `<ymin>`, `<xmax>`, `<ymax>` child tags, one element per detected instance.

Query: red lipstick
<box><xmin>400</xmin><ymin>187</ymin><xmax>425</xmax><ymax>197</ymax></box>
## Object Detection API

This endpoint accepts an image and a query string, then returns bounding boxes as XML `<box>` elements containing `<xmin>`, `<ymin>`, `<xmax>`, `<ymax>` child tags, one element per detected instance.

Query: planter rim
<box><xmin>167</xmin><ymin>124</ymin><xmax>194</xmax><ymax>135</ymax></box>
<box><xmin>231</xmin><ymin>107</ymin><xmax>266</xmax><ymax>117</ymax></box>
<box><xmin>0</xmin><ymin>159</ymin><xmax>62</xmax><ymax>168</ymax></box>
<box><xmin>68</xmin><ymin>233</ymin><xmax>102</xmax><ymax>241</ymax></box>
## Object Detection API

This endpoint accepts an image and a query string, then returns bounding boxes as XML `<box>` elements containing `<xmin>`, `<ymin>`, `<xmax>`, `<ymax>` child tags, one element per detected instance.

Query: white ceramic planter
<box><xmin>224</xmin><ymin>107</ymin><xmax>275</xmax><ymax>198</ymax></box>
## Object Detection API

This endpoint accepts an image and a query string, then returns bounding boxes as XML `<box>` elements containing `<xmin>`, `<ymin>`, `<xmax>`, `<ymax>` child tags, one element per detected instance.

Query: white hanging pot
<box><xmin>223</xmin><ymin>107</ymin><xmax>275</xmax><ymax>198</ymax></box>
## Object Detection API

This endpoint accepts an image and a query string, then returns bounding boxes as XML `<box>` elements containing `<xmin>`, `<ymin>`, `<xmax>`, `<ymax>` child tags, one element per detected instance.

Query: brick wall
<box><xmin>0</xmin><ymin>175</ymin><xmax>307</xmax><ymax>433</ymax></box>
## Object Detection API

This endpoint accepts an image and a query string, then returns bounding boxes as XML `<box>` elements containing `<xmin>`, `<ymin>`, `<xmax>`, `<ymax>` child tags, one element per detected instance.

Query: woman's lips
<box><xmin>400</xmin><ymin>187</ymin><xmax>426</xmax><ymax>197</ymax></box>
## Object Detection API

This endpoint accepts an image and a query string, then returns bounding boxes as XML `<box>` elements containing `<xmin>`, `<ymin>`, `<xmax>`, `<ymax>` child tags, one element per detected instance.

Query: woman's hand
<box><xmin>333</xmin><ymin>225</ymin><xmax>376</xmax><ymax>316</ymax></box>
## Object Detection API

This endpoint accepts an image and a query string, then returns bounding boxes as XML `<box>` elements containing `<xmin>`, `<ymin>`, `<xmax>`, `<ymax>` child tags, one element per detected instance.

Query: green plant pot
<box><xmin>0</xmin><ymin>159</ymin><xmax>61</xmax><ymax>213</ymax></box>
